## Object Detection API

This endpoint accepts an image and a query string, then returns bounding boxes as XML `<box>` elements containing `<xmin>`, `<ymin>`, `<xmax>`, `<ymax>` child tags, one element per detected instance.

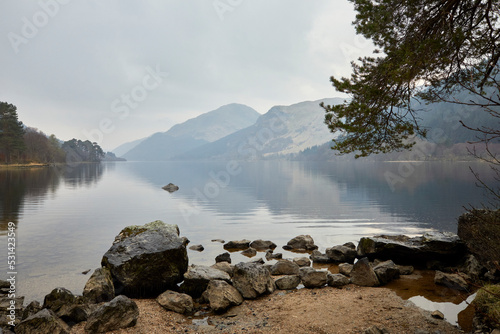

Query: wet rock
<box><xmin>283</xmin><ymin>235</ymin><xmax>318</xmax><ymax>251</ymax></box>
<box><xmin>157</xmin><ymin>290</ymin><xmax>193</xmax><ymax>314</ymax></box>
<box><xmin>310</xmin><ymin>250</ymin><xmax>331</xmax><ymax>263</ymax></box>
<box><xmin>162</xmin><ymin>183</ymin><xmax>179</xmax><ymax>192</ymax></box>
<box><xmin>357</xmin><ymin>232</ymin><xmax>466</xmax><ymax>265</ymax></box>
<box><xmin>101</xmin><ymin>220</ymin><xmax>188</xmax><ymax>297</ymax></box>
<box><xmin>326</xmin><ymin>244</ymin><xmax>357</xmax><ymax>263</ymax></box>
<box><xmin>180</xmin><ymin>265</ymin><xmax>231</xmax><ymax>298</ymax></box>
<box><xmin>211</xmin><ymin>262</ymin><xmax>234</xmax><ymax>277</ymax></box>
<box><xmin>83</xmin><ymin>267</ymin><xmax>115</xmax><ymax>304</ymax></box>
<box><xmin>373</xmin><ymin>260</ymin><xmax>400</xmax><ymax>285</ymax></box>
<box><xmin>265</xmin><ymin>250</ymin><xmax>282</xmax><ymax>261</ymax></box>
<box><xmin>189</xmin><ymin>244</ymin><xmax>204</xmax><ymax>252</ymax></box>
<box><xmin>327</xmin><ymin>273</ymin><xmax>350</xmax><ymax>288</ymax></box>
<box><xmin>85</xmin><ymin>295</ymin><xmax>139</xmax><ymax>333</ymax></box>
<box><xmin>270</xmin><ymin>260</ymin><xmax>300</xmax><ymax>276</ymax></box>
<box><xmin>302</xmin><ymin>270</ymin><xmax>328</xmax><ymax>288</ymax></box>
<box><xmin>232</xmin><ymin>262</ymin><xmax>275</xmax><ymax>299</ymax></box>
<box><xmin>215</xmin><ymin>252</ymin><xmax>231</xmax><ymax>264</ymax></box>
<box><xmin>275</xmin><ymin>275</ymin><xmax>301</xmax><ymax>290</ymax></box>
<box><xmin>250</xmin><ymin>240</ymin><xmax>277</xmax><ymax>251</ymax></box>
<box><xmin>434</xmin><ymin>271</ymin><xmax>469</xmax><ymax>291</ymax></box>
<box><xmin>338</xmin><ymin>263</ymin><xmax>354</xmax><ymax>276</ymax></box>
<box><xmin>397</xmin><ymin>265</ymin><xmax>414</xmax><ymax>275</ymax></box>
<box><xmin>293</xmin><ymin>257</ymin><xmax>311</xmax><ymax>267</ymax></box>
<box><xmin>223</xmin><ymin>239</ymin><xmax>251</xmax><ymax>250</ymax></box>
<box><xmin>21</xmin><ymin>301</ymin><xmax>42</xmax><ymax>320</ymax></box>
<box><xmin>16</xmin><ymin>309</ymin><xmax>70</xmax><ymax>334</ymax></box>
<box><xmin>42</xmin><ymin>287</ymin><xmax>89</xmax><ymax>324</ymax></box>
<box><xmin>350</xmin><ymin>257</ymin><xmax>380</xmax><ymax>287</ymax></box>
<box><xmin>203</xmin><ymin>280</ymin><xmax>243</xmax><ymax>313</ymax></box>
<box><xmin>211</xmin><ymin>239</ymin><xmax>225</xmax><ymax>243</ymax></box>
<box><xmin>241</xmin><ymin>247</ymin><xmax>257</xmax><ymax>257</ymax></box>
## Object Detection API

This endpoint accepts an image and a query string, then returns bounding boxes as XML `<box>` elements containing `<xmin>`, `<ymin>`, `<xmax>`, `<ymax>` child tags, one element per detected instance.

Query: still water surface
<box><xmin>0</xmin><ymin>160</ymin><xmax>494</xmax><ymax>324</ymax></box>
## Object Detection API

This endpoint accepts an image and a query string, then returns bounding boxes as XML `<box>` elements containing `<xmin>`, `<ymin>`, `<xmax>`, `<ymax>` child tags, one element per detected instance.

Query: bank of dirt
<box><xmin>71</xmin><ymin>284</ymin><xmax>464</xmax><ymax>334</ymax></box>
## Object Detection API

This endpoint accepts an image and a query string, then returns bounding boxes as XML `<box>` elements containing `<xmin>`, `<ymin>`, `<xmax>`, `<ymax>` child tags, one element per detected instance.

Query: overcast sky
<box><xmin>0</xmin><ymin>0</ymin><xmax>372</xmax><ymax>150</ymax></box>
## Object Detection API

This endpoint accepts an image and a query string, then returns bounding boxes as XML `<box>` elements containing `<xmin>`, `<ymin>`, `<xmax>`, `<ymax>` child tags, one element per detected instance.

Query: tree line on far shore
<box><xmin>0</xmin><ymin>102</ymin><xmax>105</xmax><ymax>164</ymax></box>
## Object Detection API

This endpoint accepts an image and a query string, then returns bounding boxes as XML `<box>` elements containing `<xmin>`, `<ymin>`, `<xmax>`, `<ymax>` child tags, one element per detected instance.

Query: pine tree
<box><xmin>0</xmin><ymin>102</ymin><xmax>26</xmax><ymax>163</ymax></box>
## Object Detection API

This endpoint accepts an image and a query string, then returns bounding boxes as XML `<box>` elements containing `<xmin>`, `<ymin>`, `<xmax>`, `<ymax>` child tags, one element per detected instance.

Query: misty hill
<box><xmin>121</xmin><ymin>104</ymin><xmax>260</xmax><ymax>161</ymax></box>
<box><xmin>112</xmin><ymin>137</ymin><xmax>145</xmax><ymax>157</ymax></box>
<box><xmin>176</xmin><ymin>98</ymin><xmax>344</xmax><ymax>160</ymax></box>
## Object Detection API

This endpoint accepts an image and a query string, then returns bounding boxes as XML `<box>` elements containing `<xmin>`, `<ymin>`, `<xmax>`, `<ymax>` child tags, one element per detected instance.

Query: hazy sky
<box><xmin>0</xmin><ymin>1</ymin><xmax>372</xmax><ymax>150</ymax></box>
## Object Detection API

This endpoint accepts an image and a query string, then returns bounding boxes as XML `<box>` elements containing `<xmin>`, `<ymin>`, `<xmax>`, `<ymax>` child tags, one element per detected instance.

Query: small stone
<box><xmin>327</xmin><ymin>273</ymin><xmax>350</xmax><ymax>288</ymax></box>
<box><xmin>215</xmin><ymin>252</ymin><xmax>231</xmax><ymax>264</ymax></box>
<box><xmin>302</xmin><ymin>270</ymin><xmax>327</xmax><ymax>288</ymax></box>
<box><xmin>339</xmin><ymin>263</ymin><xmax>354</xmax><ymax>276</ymax></box>
<box><xmin>224</xmin><ymin>239</ymin><xmax>251</xmax><ymax>250</ymax></box>
<box><xmin>275</xmin><ymin>275</ymin><xmax>301</xmax><ymax>290</ymax></box>
<box><xmin>81</xmin><ymin>269</ymin><xmax>91</xmax><ymax>275</ymax></box>
<box><xmin>265</xmin><ymin>250</ymin><xmax>282</xmax><ymax>261</ymax></box>
<box><xmin>189</xmin><ymin>244</ymin><xmax>204</xmax><ymax>252</ymax></box>
<box><xmin>241</xmin><ymin>247</ymin><xmax>257</xmax><ymax>258</ymax></box>
<box><xmin>293</xmin><ymin>257</ymin><xmax>311</xmax><ymax>267</ymax></box>
<box><xmin>431</xmin><ymin>310</ymin><xmax>444</xmax><ymax>320</ymax></box>
<box><xmin>211</xmin><ymin>239</ymin><xmax>225</xmax><ymax>243</ymax></box>
<box><xmin>157</xmin><ymin>290</ymin><xmax>194</xmax><ymax>314</ymax></box>
<box><xmin>250</xmin><ymin>240</ymin><xmax>277</xmax><ymax>251</ymax></box>
<box><xmin>162</xmin><ymin>183</ymin><xmax>179</xmax><ymax>192</ymax></box>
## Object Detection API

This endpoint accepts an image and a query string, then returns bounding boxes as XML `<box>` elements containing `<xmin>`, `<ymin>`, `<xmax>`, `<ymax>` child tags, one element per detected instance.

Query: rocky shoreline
<box><xmin>2</xmin><ymin>212</ymin><xmax>499</xmax><ymax>333</ymax></box>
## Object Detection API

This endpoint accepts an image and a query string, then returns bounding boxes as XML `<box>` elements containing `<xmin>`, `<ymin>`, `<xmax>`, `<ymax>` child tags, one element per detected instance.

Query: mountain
<box><xmin>112</xmin><ymin>137</ymin><xmax>145</xmax><ymax>157</ymax></box>
<box><xmin>121</xmin><ymin>103</ymin><xmax>260</xmax><ymax>161</ymax></box>
<box><xmin>177</xmin><ymin>98</ymin><xmax>344</xmax><ymax>160</ymax></box>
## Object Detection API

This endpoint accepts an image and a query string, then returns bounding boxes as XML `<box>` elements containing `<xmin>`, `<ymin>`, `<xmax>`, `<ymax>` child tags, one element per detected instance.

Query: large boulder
<box><xmin>232</xmin><ymin>262</ymin><xmax>275</xmax><ymax>299</ymax></box>
<box><xmin>373</xmin><ymin>260</ymin><xmax>400</xmax><ymax>285</ymax></box>
<box><xmin>326</xmin><ymin>243</ymin><xmax>357</xmax><ymax>263</ymax></box>
<box><xmin>180</xmin><ymin>265</ymin><xmax>231</xmax><ymax>298</ymax></box>
<box><xmin>16</xmin><ymin>309</ymin><xmax>70</xmax><ymax>334</ymax></box>
<box><xmin>357</xmin><ymin>232</ymin><xmax>466</xmax><ymax>265</ymax></box>
<box><xmin>327</xmin><ymin>273</ymin><xmax>350</xmax><ymax>288</ymax></box>
<box><xmin>203</xmin><ymin>280</ymin><xmax>243</xmax><ymax>313</ymax></box>
<box><xmin>101</xmin><ymin>220</ymin><xmax>188</xmax><ymax>297</ymax></box>
<box><xmin>350</xmin><ymin>257</ymin><xmax>380</xmax><ymax>287</ymax></box>
<box><xmin>301</xmin><ymin>270</ymin><xmax>328</xmax><ymax>288</ymax></box>
<box><xmin>82</xmin><ymin>267</ymin><xmax>115</xmax><ymax>304</ymax></box>
<box><xmin>283</xmin><ymin>235</ymin><xmax>318</xmax><ymax>252</ymax></box>
<box><xmin>157</xmin><ymin>290</ymin><xmax>193</xmax><ymax>314</ymax></box>
<box><xmin>338</xmin><ymin>263</ymin><xmax>354</xmax><ymax>276</ymax></box>
<box><xmin>84</xmin><ymin>295</ymin><xmax>139</xmax><ymax>333</ymax></box>
<box><xmin>270</xmin><ymin>260</ymin><xmax>300</xmax><ymax>276</ymax></box>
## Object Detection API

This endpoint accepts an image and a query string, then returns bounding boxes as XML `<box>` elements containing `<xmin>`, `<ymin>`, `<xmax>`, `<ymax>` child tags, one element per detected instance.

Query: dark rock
<box><xmin>373</xmin><ymin>260</ymin><xmax>400</xmax><ymax>285</ymax></box>
<box><xmin>460</xmin><ymin>254</ymin><xmax>485</xmax><ymax>281</ymax></box>
<box><xmin>157</xmin><ymin>290</ymin><xmax>193</xmax><ymax>314</ymax></box>
<box><xmin>343</xmin><ymin>242</ymin><xmax>356</xmax><ymax>249</ymax></box>
<box><xmin>223</xmin><ymin>239</ymin><xmax>251</xmax><ymax>250</ymax></box>
<box><xmin>203</xmin><ymin>280</ymin><xmax>243</xmax><ymax>313</ymax></box>
<box><xmin>270</xmin><ymin>260</ymin><xmax>300</xmax><ymax>276</ymax></box>
<box><xmin>301</xmin><ymin>270</ymin><xmax>328</xmax><ymax>288</ymax></box>
<box><xmin>189</xmin><ymin>244</ymin><xmax>204</xmax><ymax>252</ymax></box>
<box><xmin>211</xmin><ymin>239</ymin><xmax>225</xmax><ymax>243</ymax></box>
<box><xmin>310</xmin><ymin>250</ymin><xmax>331</xmax><ymax>263</ymax></box>
<box><xmin>293</xmin><ymin>257</ymin><xmax>311</xmax><ymax>267</ymax></box>
<box><xmin>350</xmin><ymin>257</ymin><xmax>380</xmax><ymax>287</ymax></box>
<box><xmin>180</xmin><ymin>265</ymin><xmax>231</xmax><ymax>298</ymax></box>
<box><xmin>364</xmin><ymin>326</ymin><xmax>390</xmax><ymax>334</ymax></box>
<box><xmin>215</xmin><ymin>252</ymin><xmax>231</xmax><ymax>264</ymax></box>
<box><xmin>16</xmin><ymin>309</ymin><xmax>70</xmax><ymax>334</ymax></box>
<box><xmin>250</xmin><ymin>240</ymin><xmax>277</xmax><ymax>251</ymax></box>
<box><xmin>252</xmin><ymin>258</ymin><xmax>266</xmax><ymax>265</ymax></box>
<box><xmin>283</xmin><ymin>235</ymin><xmax>318</xmax><ymax>251</ymax></box>
<box><xmin>241</xmin><ymin>247</ymin><xmax>257</xmax><ymax>257</ymax></box>
<box><xmin>85</xmin><ymin>295</ymin><xmax>139</xmax><ymax>333</ymax></box>
<box><xmin>275</xmin><ymin>275</ymin><xmax>301</xmax><ymax>290</ymax></box>
<box><xmin>162</xmin><ymin>183</ymin><xmax>179</xmax><ymax>192</ymax></box>
<box><xmin>326</xmin><ymin>245</ymin><xmax>357</xmax><ymax>263</ymax></box>
<box><xmin>434</xmin><ymin>271</ymin><xmax>469</xmax><ymax>291</ymax></box>
<box><xmin>299</xmin><ymin>266</ymin><xmax>316</xmax><ymax>279</ymax></box>
<box><xmin>101</xmin><ymin>220</ymin><xmax>188</xmax><ymax>297</ymax></box>
<box><xmin>43</xmin><ymin>287</ymin><xmax>76</xmax><ymax>314</ymax></box>
<box><xmin>83</xmin><ymin>267</ymin><xmax>115</xmax><ymax>304</ymax></box>
<box><xmin>265</xmin><ymin>250</ymin><xmax>282</xmax><ymax>261</ymax></box>
<box><xmin>397</xmin><ymin>265</ymin><xmax>414</xmax><ymax>275</ymax></box>
<box><xmin>232</xmin><ymin>262</ymin><xmax>275</xmax><ymax>299</ymax></box>
<box><xmin>357</xmin><ymin>232</ymin><xmax>466</xmax><ymax>265</ymax></box>
<box><xmin>431</xmin><ymin>310</ymin><xmax>445</xmax><ymax>319</ymax></box>
<box><xmin>338</xmin><ymin>263</ymin><xmax>354</xmax><ymax>276</ymax></box>
<box><xmin>211</xmin><ymin>262</ymin><xmax>234</xmax><ymax>276</ymax></box>
<box><xmin>327</xmin><ymin>273</ymin><xmax>350</xmax><ymax>288</ymax></box>
<box><xmin>81</xmin><ymin>269</ymin><xmax>91</xmax><ymax>275</ymax></box>
<box><xmin>21</xmin><ymin>301</ymin><xmax>42</xmax><ymax>320</ymax></box>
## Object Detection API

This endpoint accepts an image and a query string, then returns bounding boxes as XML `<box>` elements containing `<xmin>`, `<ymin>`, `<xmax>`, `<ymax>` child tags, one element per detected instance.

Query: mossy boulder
<box><xmin>101</xmin><ymin>220</ymin><xmax>188</xmax><ymax>298</ymax></box>
<box><xmin>472</xmin><ymin>284</ymin><xmax>500</xmax><ymax>330</ymax></box>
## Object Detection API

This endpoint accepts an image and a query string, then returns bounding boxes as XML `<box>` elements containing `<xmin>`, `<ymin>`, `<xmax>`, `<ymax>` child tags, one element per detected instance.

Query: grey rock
<box><xmin>461</xmin><ymin>254</ymin><xmax>485</xmax><ymax>280</ymax></box>
<box><xmin>215</xmin><ymin>252</ymin><xmax>231</xmax><ymax>264</ymax></box>
<box><xmin>250</xmin><ymin>240</ymin><xmax>277</xmax><ymax>251</ymax></box>
<box><xmin>373</xmin><ymin>260</ymin><xmax>400</xmax><ymax>285</ymax></box>
<box><xmin>265</xmin><ymin>250</ymin><xmax>282</xmax><ymax>261</ymax></box>
<box><xmin>326</xmin><ymin>245</ymin><xmax>357</xmax><ymax>263</ymax></box>
<box><xmin>211</xmin><ymin>262</ymin><xmax>234</xmax><ymax>277</ymax></box>
<box><xmin>157</xmin><ymin>290</ymin><xmax>193</xmax><ymax>314</ymax></box>
<box><xmin>299</xmin><ymin>266</ymin><xmax>316</xmax><ymax>279</ymax></box>
<box><xmin>85</xmin><ymin>295</ymin><xmax>139</xmax><ymax>333</ymax></box>
<box><xmin>43</xmin><ymin>287</ymin><xmax>76</xmax><ymax>314</ymax></box>
<box><xmin>270</xmin><ymin>260</ymin><xmax>300</xmax><ymax>276</ymax></box>
<box><xmin>310</xmin><ymin>250</ymin><xmax>331</xmax><ymax>263</ymax></box>
<box><xmin>397</xmin><ymin>265</ymin><xmax>414</xmax><ymax>275</ymax></box>
<box><xmin>180</xmin><ymin>265</ymin><xmax>231</xmax><ymax>298</ymax></box>
<box><xmin>434</xmin><ymin>271</ymin><xmax>469</xmax><ymax>291</ymax></box>
<box><xmin>283</xmin><ymin>235</ymin><xmax>318</xmax><ymax>251</ymax></box>
<box><xmin>302</xmin><ymin>270</ymin><xmax>328</xmax><ymax>288</ymax></box>
<box><xmin>101</xmin><ymin>220</ymin><xmax>188</xmax><ymax>297</ymax></box>
<box><xmin>232</xmin><ymin>262</ymin><xmax>275</xmax><ymax>299</ymax></box>
<box><xmin>83</xmin><ymin>267</ymin><xmax>115</xmax><ymax>304</ymax></box>
<box><xmin>241</xmin><ymin>247</ymin><xmax>257</xmax><ymax>258</ymax></box>
<box><xmin>293</xmin><ymin>257</ymin><xmax>311</xmax><ymax>267</ymax></box>
<box><xmin>21</xmin><ymin>301</ymin><xmax>42</xmax><ymax>320</ymax></box>
<box><xmin>350</xmin><ymin>257</ymin><xmax>380</xmax><ymax>287</ymax></box>
<box><xmin>203</xmin><ymin>280</ymin><xmax>243</xmax><ymax>313</ymax></box>
<box><xmin>223</xmin><ymin>239</ymin><xmax>251</xmax><ymax>250</ymax></box>
<box><xmin>275</xmin><ymin>275</ymin><xmax>301</xmax><ymax>290</ymax></box>
<box><xmin>339</xmin><ymin>263</ymin><xmax>354</xmax><ymax>276</ymax></box>
<box><xmin>327</xmin><ymin>273</ymin><xmax>350</xmax><ymax>288</ymax></box>
<box><xmin>189</xmin><ymin>244</ymin><xmax>204</xmax><ymax>252</ymax></box>
<box><xmin>16</xmin><ymin>309</ymin><xmax>70</xmax><ymax>334</ymax></box>
<box><xmin>162</xmin><ymin>183</ymin><xmax>179</xmax><ymax>192</ymax></box>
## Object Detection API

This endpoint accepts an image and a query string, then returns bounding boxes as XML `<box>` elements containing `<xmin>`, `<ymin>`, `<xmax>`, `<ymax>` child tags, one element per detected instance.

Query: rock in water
<box><xmin>101</xmin><ymin>220</ymin><xmax>188</xmax><ymax>297</ymax></box>
<box><xmin>85</xmin><ymin>295</ymin><xmax>139</xmax><ymax>333</ymax></box>
<box><xmin>162</xmin><ymin>183</ymin><xmax>179</xmax><ymax>192</ymax></box>
<box><xmin>283</xmin><ymin>235</ymin><xmax>318</xmax><ymax>251</ymax></box>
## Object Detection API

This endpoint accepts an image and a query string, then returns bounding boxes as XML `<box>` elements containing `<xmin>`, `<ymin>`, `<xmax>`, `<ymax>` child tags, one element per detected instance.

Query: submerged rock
<box><xmin>283</xmin><ymin>235</ymin><xmax>318</xmax><ymax>252</ymax></box>
<box><xmin>101</xmin><ymin>220</ymin><xmax>188</xmax><ymax>297</ymax></box>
